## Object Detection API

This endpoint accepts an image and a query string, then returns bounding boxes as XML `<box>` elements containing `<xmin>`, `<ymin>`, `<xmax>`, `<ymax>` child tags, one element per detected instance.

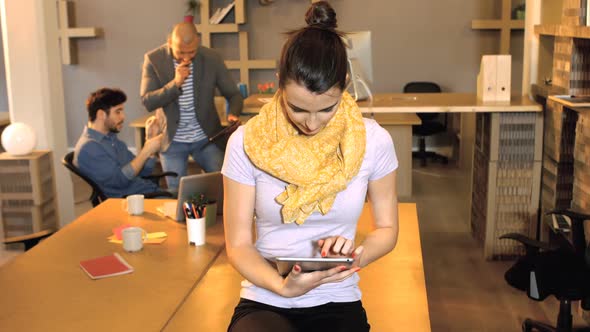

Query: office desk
<box><xmin>0</xmin><ymin>199</ymin><xmax>225</xmax><ymax>332</ymax></box>
<box><xmin>163</xmin><ymin>203</ymin><xmax>431</xmax><ymax>332</ymax></box>
<box><xmin>244</xmin><ymin>93</ymin><xmax>541</xmax><ymax>114</ymax></box>
<box><xmin>245</xmin><ymin>93</ymin><xmax>541</xmax><ymax>169</ymax></box>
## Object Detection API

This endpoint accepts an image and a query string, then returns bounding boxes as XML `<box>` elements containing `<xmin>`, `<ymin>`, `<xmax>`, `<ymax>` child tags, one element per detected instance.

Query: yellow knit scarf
<box><xmin>244</xmin><ymin>91</ymin><xmax>366</xmax><ymax>225</ymax></box>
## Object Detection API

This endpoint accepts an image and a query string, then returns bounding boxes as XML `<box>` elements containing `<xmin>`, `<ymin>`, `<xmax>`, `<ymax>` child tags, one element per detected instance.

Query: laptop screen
<box><xmin>175</xmin><ymin>172</ymin><xmax>223</xmax><ymax>221</ymax></box>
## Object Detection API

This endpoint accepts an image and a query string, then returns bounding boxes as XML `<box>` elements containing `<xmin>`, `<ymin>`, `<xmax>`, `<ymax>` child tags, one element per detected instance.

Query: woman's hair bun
<box><xmin>304</xmin><ymin>1</ymin><xmax>337</xmax><ymax>30</ymax></box>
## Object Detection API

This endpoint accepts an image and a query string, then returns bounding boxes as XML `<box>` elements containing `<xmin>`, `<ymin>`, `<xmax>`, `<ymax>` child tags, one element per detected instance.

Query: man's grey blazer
<box><xmin>140</xmin><ymin>44</ymin><xmax>243</xmax><ymax>148</ymax></box>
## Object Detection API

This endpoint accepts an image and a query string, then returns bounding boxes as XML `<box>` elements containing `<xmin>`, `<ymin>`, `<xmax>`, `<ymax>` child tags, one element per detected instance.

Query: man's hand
<box><xmin>227</xmin><ymin>114</ymin><xmax>240</xmax><ymax>124</ymax></box>
<box><xmin>143</xmin><ymin>134</ymin><xmax>163</xmax><ymax>156</ymax></box>
<box><xmin>174</xmin><ymin>60</ymin><xmax>191</xmax><ymax>87</ymax></box>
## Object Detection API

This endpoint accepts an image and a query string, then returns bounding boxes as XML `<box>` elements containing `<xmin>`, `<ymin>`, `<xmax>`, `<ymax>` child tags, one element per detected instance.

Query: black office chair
<box><xmin>403</xmin><ymin>82</ymin><xmax>449</xmax><ymax>167</ymax></box>
<box><xmin>62</xmin><ymin>151</ymin><xmax>176</xmax><ymax>207</ymax></box>
<box><xmin>500</xmin><ymin>210</ymin><xmax>590</xmax><ymax>332</ymax></box>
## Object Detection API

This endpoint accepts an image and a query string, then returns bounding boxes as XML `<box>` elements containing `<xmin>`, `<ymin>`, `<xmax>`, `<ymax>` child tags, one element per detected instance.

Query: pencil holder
<box><xmin>186</xmin><ymin>217</ymin><xmax>206</xmax><ymax>246</ymax></box>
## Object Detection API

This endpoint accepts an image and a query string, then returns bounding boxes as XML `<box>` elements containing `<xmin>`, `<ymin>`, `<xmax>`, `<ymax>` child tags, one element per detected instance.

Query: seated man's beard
<box><xmin>109</xmin><ymin>125</ymin><xmax>120</xmax><ymax>134</ymax></box>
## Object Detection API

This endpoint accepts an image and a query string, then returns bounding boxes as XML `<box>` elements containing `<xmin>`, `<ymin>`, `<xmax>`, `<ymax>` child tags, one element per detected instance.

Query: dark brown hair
<box><xmin>278</xmin><ymin>1</ymin><xmax>347</xmax><ymax>94</ymax></box>
<box><xmin>86</xmin><ymin>88</ymin><xmax>127</xmax><ymax>122</ymax></box>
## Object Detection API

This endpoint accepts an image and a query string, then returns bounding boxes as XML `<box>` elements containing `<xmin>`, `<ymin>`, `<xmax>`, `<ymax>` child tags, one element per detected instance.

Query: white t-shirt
<box><xmin>221</xmin><ymin>118</ymin><xmax>398</xmax><ymax>308</ymax></box>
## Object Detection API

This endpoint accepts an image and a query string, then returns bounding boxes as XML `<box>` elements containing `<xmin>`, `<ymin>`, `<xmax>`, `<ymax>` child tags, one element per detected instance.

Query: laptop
<box><xmin>159</xmin><ymin>172</ymin><xmax>224</xmax><ymax>221</ymax></box>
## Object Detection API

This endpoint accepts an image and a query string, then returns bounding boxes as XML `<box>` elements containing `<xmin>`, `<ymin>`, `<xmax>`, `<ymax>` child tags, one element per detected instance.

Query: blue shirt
<box><xmin>73</xmin><ymin>126</ymin><xmax>160</xmax><ymax>198</ymax></box>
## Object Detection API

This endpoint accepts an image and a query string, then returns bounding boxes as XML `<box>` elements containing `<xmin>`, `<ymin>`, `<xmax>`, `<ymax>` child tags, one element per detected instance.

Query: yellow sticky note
<box><xmin>144</xmin><ymin>237</ymin><xmax>167</xmax><ymax>244</ymax></box>
<box><xmin>147</xmin><ymin>232</ymin><xmax>167</xmax><ymax>239</ymax></box>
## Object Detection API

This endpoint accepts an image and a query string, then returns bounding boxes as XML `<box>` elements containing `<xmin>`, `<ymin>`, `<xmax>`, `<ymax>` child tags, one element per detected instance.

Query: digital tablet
<box><xmin>275</xmin><ymin>257</ymin><xmax>354</xmax><ymax>276</ymax></box>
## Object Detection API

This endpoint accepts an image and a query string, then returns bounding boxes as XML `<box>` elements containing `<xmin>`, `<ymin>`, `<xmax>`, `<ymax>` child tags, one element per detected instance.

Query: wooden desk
<box><xmin>163</xmin><ymin>203</ymin><xmax>431</xmax><ymax>332</ymax></box>
<box><xmin>245</xmin><ymin>93</ymin><xmax>542</xmax><ymax>170</ymax></box>
<box><xmin>244</xmin><ymin>93</ymin><xmax>541</xmax><ymax>113</ymax></box>
<box><xmin>0</xmin><ymin>199</ymin><xmax>225</xmax><ymax>331</ymax></box>
<box><xmin>367</xmin><ymin>113</ymin><xmax>421</xmax><ymax>198</ymax></box>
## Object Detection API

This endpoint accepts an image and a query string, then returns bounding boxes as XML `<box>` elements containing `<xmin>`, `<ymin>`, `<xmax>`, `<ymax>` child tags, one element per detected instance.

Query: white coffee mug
<box><xmin>122</xmin><ymin>194</ymin><xmax>144</xmax><ymax>215</ymax></box>
<box><xmin>186</xmin><ymin>217</ymin><xmax>206</xmax><ymax>246</ymax></box>
<box><xmin>122</xmin><ymin>227</ymin><xmax>147</xmax><ymax>252</ymax></box>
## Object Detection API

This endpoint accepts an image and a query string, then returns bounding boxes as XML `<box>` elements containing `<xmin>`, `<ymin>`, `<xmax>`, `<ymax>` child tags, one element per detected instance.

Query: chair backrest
<box><xmin>62</xmin><ymin>151</ymin><xmax>107</xmax><ymax>207</ymax></box>
<box><xmin>403</xmin><ymin>81</ymin><xmax>442</xmax><ymax>122</ymax></box>
<box><xmin>403</xmin><ymin>81</ymin><xmax>442</xmax><ymax>93</ymax></box>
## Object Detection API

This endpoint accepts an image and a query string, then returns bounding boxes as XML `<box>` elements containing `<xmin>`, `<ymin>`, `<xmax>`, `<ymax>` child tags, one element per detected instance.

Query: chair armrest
<box><xmin>144</xmin><ymin>191</ymin><xmax>175</xmax><ymax>199</ymax></box>
<box><xmin>122</xmin><ymin>191</ymin><xmax>175</xmax><ymax>199</ymax></box>
<box><xmin>141</xmin><ymin>171</ymin><xmax>178</xmax><ymax>181</ymax></box>
<box><xmin>547</xmin><ymin>209</ymin><xmax>589</xmax><ymax>257</ymax></box>
<box><xmin>499</xmin><ymin>233</ymin><xmax>558</xmax><ymax>255</ymax></box>
<box><xmin>546</xmin><ymin>209</ymin><xmax>590</xmax><ymax>223</ymax></box>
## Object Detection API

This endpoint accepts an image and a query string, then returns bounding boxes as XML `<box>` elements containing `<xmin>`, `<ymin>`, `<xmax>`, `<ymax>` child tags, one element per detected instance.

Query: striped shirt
<box><xmin>173</xmin><ymin>60</ymin><xmax>206</xmax><ymax>143</ymax></box>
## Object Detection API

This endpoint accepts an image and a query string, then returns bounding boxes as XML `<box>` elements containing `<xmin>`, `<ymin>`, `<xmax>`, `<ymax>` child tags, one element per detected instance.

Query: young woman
<box><xmin>222</xmin><ymin>2</ymin><xmax>399</xmax><ymax>331</ymax></box>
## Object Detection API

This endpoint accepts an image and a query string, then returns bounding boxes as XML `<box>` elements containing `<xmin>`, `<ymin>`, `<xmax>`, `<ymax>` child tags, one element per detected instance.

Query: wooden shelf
<box><xmin>195</xmin><ymin>23</ymin><xmax>238</xmax><ymax>34</ymax></box>
<box><xmin>531</xmin><ymin>83</ymin><xmax>567</xmax><ymax>98</ymax></box>
<box><xmin>471</xmin><ymin>19</ymin><xmax>524</xmax><ymax>30</ymax></box>
<box><xmin>534</xmin><ymin>24</ymin><xmax>590</xmax><ymax>39</ymax></box>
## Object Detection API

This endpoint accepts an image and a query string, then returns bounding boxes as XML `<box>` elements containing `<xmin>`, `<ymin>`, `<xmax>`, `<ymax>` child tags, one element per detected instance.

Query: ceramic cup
<box><xmin>122</xmin><ymin>227</ymin><xmax>147</xmax><ymax>252</ymax></box>
<box><xmin>122</xmin><ymin>194</ymin><xmax>144</xmax><ymax>215</ymax></box>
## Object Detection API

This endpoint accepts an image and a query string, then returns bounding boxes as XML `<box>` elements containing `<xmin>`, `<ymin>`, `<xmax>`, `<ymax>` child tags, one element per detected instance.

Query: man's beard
<box><xmin>107</xmin><ymin>121</ymin><xmax>123</xmax><ymax>133</ymax></box>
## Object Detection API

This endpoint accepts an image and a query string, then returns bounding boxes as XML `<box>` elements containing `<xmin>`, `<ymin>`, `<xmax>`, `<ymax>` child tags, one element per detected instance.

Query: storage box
<box><xmin>470</xmin><ymin>112</ymin><xmax>542</xmax><ymax>259</ymax></box>
<box><xmin>0</xmin><ymin>151</ymin><xmax>58</xmax><ymax>239</ymax></box>
<box><xmin>1</xmin><ymin>198</ymin><xmax>57</xmax><ymax>238</ymax></box>
<box><xmin>0</xmin><ymin>151</ymin><xmax>55</xmax><ymax>204</ymax></box>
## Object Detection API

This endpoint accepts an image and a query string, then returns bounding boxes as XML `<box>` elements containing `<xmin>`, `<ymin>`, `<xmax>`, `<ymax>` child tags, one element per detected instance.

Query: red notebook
<box><xmin>79</xmin><ymin>253</ymin><xmax>134</xmax><ymax>280</ymax></box>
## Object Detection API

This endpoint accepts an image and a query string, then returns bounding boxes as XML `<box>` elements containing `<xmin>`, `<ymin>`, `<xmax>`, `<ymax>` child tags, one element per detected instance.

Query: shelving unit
<box><xmin>535</xmin><ymin>24</ymin><xmax>590</xmax><ymax>38</ymax></box>
<box><xmin>0</xmin><ymin>151</ymin><xmax>59</xmax><ymax>239</ymax></box>
<box><xmin>532</xmin><ymin>0</ymin><xmax>590</xmax><ymax>242</ymax></box>
<box><xmin>196</xmin><ymin>0</ymin><xmax>276</xmax><ymax>91</ymax></box>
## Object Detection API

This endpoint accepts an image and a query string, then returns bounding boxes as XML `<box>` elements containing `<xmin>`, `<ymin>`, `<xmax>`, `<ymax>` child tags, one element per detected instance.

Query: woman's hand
<box><xmin>318</xmin><ymin>237</ymin><xmax>364</xmax><ymax>266</ymax></box>
<box><xmin>278</xmin><ymin>264</ymin><xmax>358</xmax><ymax>298</ymax></box>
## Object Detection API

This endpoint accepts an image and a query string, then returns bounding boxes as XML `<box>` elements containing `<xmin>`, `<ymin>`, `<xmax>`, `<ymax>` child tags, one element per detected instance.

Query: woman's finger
<box><xmin>340</xmin><ymin>239</ymin><xmax>354</xmax><ymax>256</ymax></box>
<box><xmin>320</xmin><ymin>238</ymin><xmax>334</xmax><ymax>257</ymax></box>
<box><xmin>332</xmin><ymin>237</ymin><xmax>346</xmax><ymax>254</ymax></box>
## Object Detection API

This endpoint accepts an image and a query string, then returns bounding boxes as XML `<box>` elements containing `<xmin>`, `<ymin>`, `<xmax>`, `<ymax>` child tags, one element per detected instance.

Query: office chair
<box><xmin>62</xmin><ymin>151</ymin><xmax>176</xmax><ymax>207</ymax></box>
<box><xmin>403</xmin><ymin>81</ymin><xmax>449</xmax><ymax>167</ymax></box>
<box><xmin>500</xmin><ymin>209</ymin><xmax>590</xmax><ymax>332</ymax></box>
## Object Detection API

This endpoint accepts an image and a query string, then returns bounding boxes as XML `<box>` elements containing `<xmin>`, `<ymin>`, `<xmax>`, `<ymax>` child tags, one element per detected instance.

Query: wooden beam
<box><xmin>224</xmin><ymin>32</ymin><xmax>276</xmax><ymax>89</ymax></box>
<box><xmin>471</xmin><ymin>0</ymin><xmax>525</xmax><ymax>54</ymax></box>
<box><xmin>57</xmin><ymin>1</ymin><xmax>101</xmax><ymax>65</ymax></box>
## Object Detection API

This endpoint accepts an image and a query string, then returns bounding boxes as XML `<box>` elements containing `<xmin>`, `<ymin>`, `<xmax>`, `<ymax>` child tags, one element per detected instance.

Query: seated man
<box><xmin>74</xmin><ymin>87</ymin><xmax>164</xmax><ymax>198</ymax></box>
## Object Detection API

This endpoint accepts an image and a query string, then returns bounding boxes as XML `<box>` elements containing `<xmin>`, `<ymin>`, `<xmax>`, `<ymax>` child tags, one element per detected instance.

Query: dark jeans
<box><xmin>228</xmin><ymin>298</ymin><xmax>371</xmax><ymax>332</ymax></box>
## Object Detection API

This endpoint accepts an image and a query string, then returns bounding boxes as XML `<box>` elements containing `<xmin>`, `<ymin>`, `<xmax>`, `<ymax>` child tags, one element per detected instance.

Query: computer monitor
<box><xmin>343</xmin><ymin>31</ymin><xmax>373</xmax><ymax>85</ymax></box>
<box><xmin>343</xmin><ymin>31</ymin><xmax>373</xmax><ymax>101</ymax></box>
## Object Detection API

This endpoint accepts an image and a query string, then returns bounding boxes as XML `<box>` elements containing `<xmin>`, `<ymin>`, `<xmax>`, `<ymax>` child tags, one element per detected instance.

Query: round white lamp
<box><xmin>1</xmin><ymin>122</ymin><xmax>37</xmax><ymax>156</ymax></box>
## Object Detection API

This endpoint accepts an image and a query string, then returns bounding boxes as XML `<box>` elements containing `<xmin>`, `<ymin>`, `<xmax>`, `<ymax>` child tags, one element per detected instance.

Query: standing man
<box><xmin>140</xmin><ymin>22</ymin><xmax>243</xmax><ymax>191</ymax></box>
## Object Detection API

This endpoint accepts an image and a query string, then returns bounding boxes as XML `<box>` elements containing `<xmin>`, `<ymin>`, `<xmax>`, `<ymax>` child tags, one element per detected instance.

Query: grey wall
<box><xmin>0</xmin><ymin>15</ymin><xmax>9</xmax><ymax>113</ymax></box>
<box><xmin>60</xmin><ymin>0</ymin><xmax>524</xmax><ymax>148</ymax></box>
